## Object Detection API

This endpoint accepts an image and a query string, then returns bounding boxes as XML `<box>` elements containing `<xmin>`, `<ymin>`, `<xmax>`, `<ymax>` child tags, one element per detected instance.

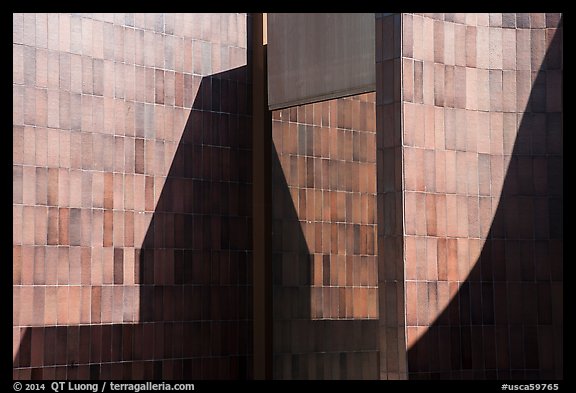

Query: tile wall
<box><xmin>397</xmin><ymin>13</ymin><xmax>563</xmax><ymax>379</ymax></box>
<box><xmin>13</xmin><ymin>12</ymin><xmax>563</xmax><ymax>381</ymax></box>
<box><xmin>13</xmin><ymin>13</ymin><xmax>253</xmax><ymax>379</ymax></box>
<box><xmin>271</xmin><ymin>93</ymin><xmax>380</xmax><ymax>379</ymax></box>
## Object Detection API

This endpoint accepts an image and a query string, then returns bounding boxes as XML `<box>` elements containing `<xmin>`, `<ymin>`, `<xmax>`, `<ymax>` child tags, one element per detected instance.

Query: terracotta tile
<box><xmin>64</xmin><ymin>285</ymin><xmax>81</xmax><ymax>325</ymax></box>
<box><xmin>476</xmin><ymin>112</ymin><xmax>491</xmax><ymax>153</ymax></box>
<box><xmin>413</xmin><ymin>193</ymin><xmax>426</xmax><ymax>236</ymax></box>
<box><xmin>413</xmin><ymin>104</ymin><xmax>425</xmax><ymax>148</ymax></box>
<box><xmin>88</xmin><ymin>285</ymin><xmax>101</xmax><ymax>324</ymax></box>
<box><xmin>123</xmin><ymin>285</ymin><xmax>135</xmax><ymax>323</ymax></box>
<box><xmin>431</xmin><ymin>239</ymin><xmax>447</xmax><ymax>288</ymax></box>
<box><xmin>13</xmin><ymin>165</ymin><xmax>23</xmax><ymax>206</ymax></box>
<box><xmin>422</xmin><ymin>193</ymin><xmax>438</xmax><ymax>238</ymax></box>
<box><xmin>20</xmin><ymin>122</ymin><xmax>37</xmax><ymax>172</ymax></box>
<box><xmin>79</xmin><ymin>94</ymin><xmax>94</xmax><ymax>135</ymax></box>
<box><xmin>455</xmin><ymin>238</ymin><xmax>470</xmax><ymax>283</ymax></box>
<box><xmin>406</xmin><ymin>281</ymin><xmax>418</xmax><ymax>326</ymax></box>
<box><xmin>403</xmin><ymin>192</ymin><xmax>417</xmax><ymax>236</ymax></box>
<box><xmin>103</xmin><ymin>209</ymin><xmax>113</xmax><ymax>247</ymax></box>
<box><xmin>13</xmin><ymin>205</ymin><xmax>22</xmax><ymax>246</ymax></box>
<box><xmin>529</xmin><ymin>28</ymin><xmax>546</xmax><ymax>72</ymax></box>
<box><xmin>498</xmin><ymin>30</ymin><xmax>516</xmax><ymax>72</ymax></box>
<box><xmin>32</xmin><ymin>246</ymin><xmax>45</xmax><ymax>287</ymax></box>
<box><xmin>13</xmin><ymin>246</ymin><xmax>23</xmax><ymax>287</ymax></box>
<box><xmin>22</xmin><ymin>42</ymin><xmax>36</xmax><ymax>88</ymax></box>
<box><xmin>440</xmin><ymin>107</ymin><xmax>455</xmax><ymax>153</ymax></box>
<box><xmin>42</xmin><ymin>285</ymin><xmax>58</xmax><ymax>326</ymax></box>
<box><xmin>22</xmin><ymin>205</ymin><xmax>35</xmax><ymax>245</ymax></box>
<box><xmin>421</xmin><ymin>102</ymin><xmax>435</xmax><ymax>149</ymax></box>
<box><xmin>354</xmin><ymin>287</ymin><xmax>368</xmax><ymax>319</ymax></box>
<box><xmin>101</xmin><ymin>285</ymin><xmax>113</xmax><ymax>323</ymax></box>
<box><xmin>65</xmin><ymin>247</ymin><xmax>81</xmax><ymax>287</ymax></box>
<box><xmin>489</xmin><ymin>155</ymin><xmax>505</xmax><ymax>199</ymax></box>
<box><xmin>420</xmin><ymin>148</ymin><xmax>436</xmax><ymax>194</ymax></box>
<box><xmin>112</xmin><ymin>174</ymin><xmax>125</xmax><ymax>214</ymax></box>
<box><xmin>409</xmin><ymin>236</ymin><xmax>424</xmax><ymax>282</ymax></box>
<box><xmin>417</xmin><ymin>14</ymin><xmax>433</xmax><ymax>62</ymax></box>
<box><xmin>113</xmin><ymin>286</ymin><xmax>124</xmax><ymax>323</ymax></box>
<box><xmin>516</xmin><ymin>27</ymin><xmax>534</xmax><ymax>75</ymax></box>
<box><xmin>41</xmin><ymin>156</ymin><xmax>58</xmax><ymax>203</ymax></box>
<box><xmin>413</xmin><ymin>61</ymin><xmax>424</xmax><ymax>103</ymax></box>
<box><xmin>444</xmin><ymin>191</ymin><xmax>459</xmax><ymax>239</ymax></box>
<box><xmin>402</xmin><ymin>148</ymin><xmax>415</xmax><ymax>192</ymax></box>
<box><xmin>14</xmin><ymin>85</ymin><xmax>24</xmax><ymax>127</ymax></box>
<box><xmin>34</xmin><ymin>88</ymin><xmax>49</xmax><ymax>128</ymax></box>
<box><xmin>22</xmin><ymin>159</ymin><xmax>35</xmax><ymax>205</ymax></box>
<box><xmin>400</xmin><ymin>103</ymin><xmax>416</xmax><ymax>149</ymax></box>
<box><xmin>20</xmin><ymin>245</ymin><xmax>34</xmax><ymax>285</ymax></box>
<box><xmin>16</xmin><ymin>288</ymin><xmax>31</xmax><ymax>331</ymax></box>
<box><xmin>461</xmin><ymin>24</ymin><xmax>478</xmax><ymax>70</ymax></box>
<box><xmin>476</xmin><ymin>154</ymin><xmax>491</xmax><ymax>197</ymax></box>
<box><xmin>486</xmin><ymin>69</ymin><xmax>503</xmax><ymax>114</ymax></box>
<box><xmin>54</xmin><ymin>285</ymin><xmax>69</xmax><ymax>326</ymax></box>
<box><xmin>110</xmin><ymin>247</ymin><xmax>124</xmax><ymax>285</ymax></box>
<box><xmin>464</xmin><ymin>151</ymin><xmax>478</xmax><ymax>196</ymax></box>
<box><xmin>13</xmin><ymin>126</ymin><xmax>24</xmax><ymax>166</ymax></box>
<box><xmin>499</xmin><ymin>113</ymin><xmax>516</xmax><ymax>157</ymax></box>
<box><xmin>102</xmin><ymin>172</ymin><xmax>113</xmax><ymax>210</ymax></box>
<box><xmin>485</xmin><ymin>114</ymin><xmax>503</xmax><ymax>159</ymax></box>
<box><xmin>29</xmin><ymin>325</ymin><xmax>45</xmax><ymax>368</ymax></box>
<box><xmin>44</xmin><ymin>246</ymin><xmax>57</xmax><ymax>285</ymax></box>
<box><xmin>415</xmin><ymin>282</ymin><xmax>429</xmax><ymax>328</ymax></box>
<box><xmin>455</xmin><ymin>194</ymin><xmax>468</xmax><ymax>238</ymax></box>
<box><xmin>467</xmin><ymin>196</ymin><xmax>480</xmax><ymax>239</ymax></box>
<box><xmin>399</xmin><ymin>58</ymin><xmax>415</xmax><ymax>106</ymax></box>
<box><xmin>441</xmin><ymin>150</ymin><xmax>455</xmax><ymax>197</ymax></box>
<box><xmin>478</xmin><ymin>198</ymin><xmax>495</xmax><ymax>242</ymax></box>
<box><xmin>13</xmin><ymin>13</ymin><xmax>24</xmax><ymax>45</ymax></box>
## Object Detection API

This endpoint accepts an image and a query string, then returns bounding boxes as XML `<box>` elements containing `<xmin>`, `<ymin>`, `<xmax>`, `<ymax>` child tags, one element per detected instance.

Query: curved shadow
<box><xmin>407</xmin><ymin>19</ymin><xmax>562</xmax><ymax>380</ymax></box>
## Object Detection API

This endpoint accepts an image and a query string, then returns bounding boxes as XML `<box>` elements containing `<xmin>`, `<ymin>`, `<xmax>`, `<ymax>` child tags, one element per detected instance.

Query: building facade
<box><xmin>13</xmin><ymin>13</ymin><xmax>562</xmax><ymax>380</ymax></box>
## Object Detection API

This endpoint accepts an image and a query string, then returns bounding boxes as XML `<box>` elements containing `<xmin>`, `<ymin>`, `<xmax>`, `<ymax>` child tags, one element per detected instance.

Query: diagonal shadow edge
<box><xmin>13</xmin><ymin>65</ymin><xmax>254</xmax><ymax>380</ymax></box>
<box><xmin>270</xmin><ymin>99</ymin><xmax>380</xmax><ymax>380</ymax></box>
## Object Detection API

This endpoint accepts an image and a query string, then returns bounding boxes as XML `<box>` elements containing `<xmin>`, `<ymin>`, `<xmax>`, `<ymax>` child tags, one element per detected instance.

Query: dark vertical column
<box><xmin>251</xmin><ymin>13</ymin><xmax>273</xmax><ymax>380</ymax></box>
<box><xmin>375</xmin><ymin>13</ymin><xmax>407</xmax><ymax>380</ymax></box>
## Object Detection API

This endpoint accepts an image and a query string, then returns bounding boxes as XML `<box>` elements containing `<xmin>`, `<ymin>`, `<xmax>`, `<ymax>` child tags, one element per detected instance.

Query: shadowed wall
<box><xmin>401</xmin><ymin>13</ymin><xmax>563</xmax><ymax>379</ymax></box>
<box><xmin>13</xmin><ymin>13</ymin><xmax>253</xmax><ymax>379</ymax></box>
<box><xmin>271</xmin><ymin>94</ymin><xmax>379</xmax><ymax>379</ymax></box>
<box><xmin>13</xmin><ymin>12</ymin><xmax>562</xmax><ymax>380</ymax></box>
<box><xmin>375</xmin><ymin>12</ymin><xmax>562</xmax><ymax>379</ymax></box>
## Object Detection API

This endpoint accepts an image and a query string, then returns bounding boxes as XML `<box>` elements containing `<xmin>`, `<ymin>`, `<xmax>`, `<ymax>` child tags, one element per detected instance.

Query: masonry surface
<box><xmin>13</xmin><ymin>13</ymin><xmax>562</xmax><ymax>380</ymax></box>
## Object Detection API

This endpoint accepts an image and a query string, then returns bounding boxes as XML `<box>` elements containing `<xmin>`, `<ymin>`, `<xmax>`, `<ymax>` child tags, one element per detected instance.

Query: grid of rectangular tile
<box><xmin>13</xmin><ymin>12</ymin><xmax>563</xmax><ymax>381</ymax></box>
<box><xmin>271</xmin><ymin>93</ymin><xmax>379</xmax><ymax>379</ymax></box>
<box><xmin>13</xmin><ymin>13</ymin><xmax>253</xmax><ymax>379</ymax></box>
<box><xmin>400</xmin><ymin>13</ymin><xmax>562</xmax><ymax>379</ymax></box>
